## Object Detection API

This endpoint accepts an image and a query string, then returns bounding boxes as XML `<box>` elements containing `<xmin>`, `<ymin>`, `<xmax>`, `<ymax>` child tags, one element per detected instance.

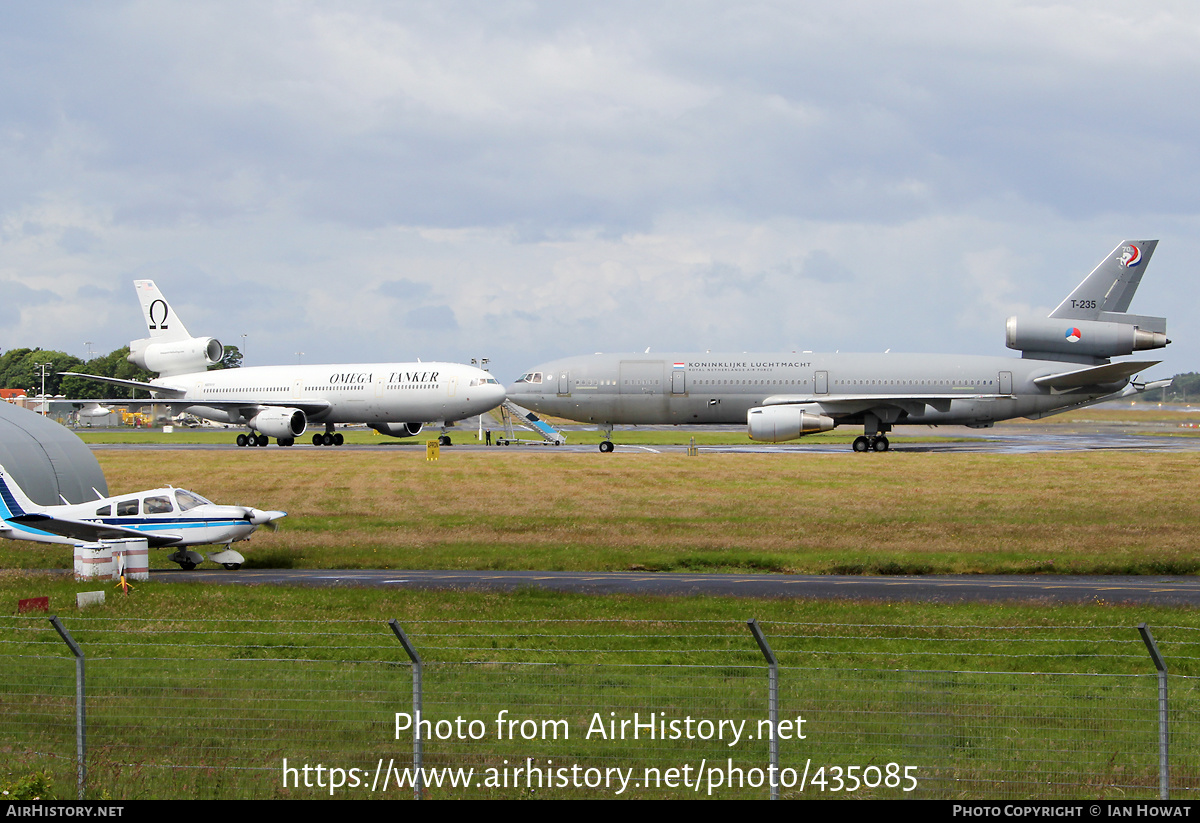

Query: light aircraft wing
<box><xmin>1032</xmin><ymin>361</ymin><xmax>1159</xmax><ymax>391</ymax></box>
<box><xmin>6</xmin><ymin>514</ymin><xmax>183</xmax><ymax>546</ymax></box>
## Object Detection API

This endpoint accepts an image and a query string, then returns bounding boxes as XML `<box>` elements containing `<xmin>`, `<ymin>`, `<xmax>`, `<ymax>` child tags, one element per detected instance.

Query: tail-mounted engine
<box><xmin>1005</xmin><ymin>317</ymin><xmax>1167</xmax><ymax>361</ymax></box>
<box><xmin>128</xmin><ymin>336</ymin><xmax>223</xmax><ymax>376</ymax></box>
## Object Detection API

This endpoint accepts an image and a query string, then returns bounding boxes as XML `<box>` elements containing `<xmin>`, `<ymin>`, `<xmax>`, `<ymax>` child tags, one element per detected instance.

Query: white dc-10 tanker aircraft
<box><xmin>509</xmin><ymin>240</ymin><xmax>1172</xmax><ymax>452</ymax></box>
<box><xmin>0</xmin><ymin>463</ymin><xmax>284</xmax><ymax>569</ymax></box>
<box><xmin>65</xmin><ymin>281</ymin><xmax>506</xmax><ymax>447</ymax></box>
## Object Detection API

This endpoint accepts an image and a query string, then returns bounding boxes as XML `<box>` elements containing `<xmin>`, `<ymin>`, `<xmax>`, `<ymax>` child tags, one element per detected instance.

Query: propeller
<box><xmin>243</xmin><ymin>508</ymin><xmax>287</xmax><ymax>531</ymax></box>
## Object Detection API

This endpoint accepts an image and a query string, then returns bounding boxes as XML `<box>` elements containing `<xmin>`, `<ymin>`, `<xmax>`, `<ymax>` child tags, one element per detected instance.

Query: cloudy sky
<box><xmin>1</xmin><ymin>1</ymin><xmax>1196</xmax><ymax>383</ymax></box>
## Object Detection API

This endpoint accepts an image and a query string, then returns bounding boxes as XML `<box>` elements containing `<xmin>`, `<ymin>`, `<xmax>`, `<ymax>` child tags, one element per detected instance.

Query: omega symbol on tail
<box><xmin>148</xmin><ymin>299</ymin><xmax>169</xmax><ymax>330</ymax></box>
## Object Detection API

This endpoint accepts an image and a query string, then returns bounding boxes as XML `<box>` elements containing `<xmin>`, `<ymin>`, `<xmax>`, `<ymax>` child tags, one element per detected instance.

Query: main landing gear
<box><xmin>852</xmin><ymin>412</ymin><xmax>892</xmax><ymax>453</ymax></box>
<box><xmin>311</xmin><ymin>424</ymin><xmax>344</xmax><ymax>447</ymax></box>
<box><xmin>236</xmin><ymin>433</ymin><xmax>295</xmax><ymax>447</ymax></box>
<box><xmin>852</xmin><ymin>435</ymin><xmax>889</xmax><ymax>453</ymax></box>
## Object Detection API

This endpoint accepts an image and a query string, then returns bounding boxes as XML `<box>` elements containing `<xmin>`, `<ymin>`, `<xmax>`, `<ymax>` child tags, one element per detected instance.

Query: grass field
<box><xmin>5</xmin><ymin>423</ymin><xmax>1200</xmax><ymax>800</ymax></box>
<box><xmin>5</xmin><ymin>445</ymin><xmax>1195</xmax><ymax>576</ymax></box>
<box><xmin>2</xmin><ymin>580</ymin><xmax>1197</xmax><ymax>799</ymax></box>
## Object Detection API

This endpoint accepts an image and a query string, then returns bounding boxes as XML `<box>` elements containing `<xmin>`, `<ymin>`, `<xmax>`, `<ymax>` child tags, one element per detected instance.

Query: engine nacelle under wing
<box><xmin>1006</xmin><ymin>317</ymin><xmax>1167</xmax><ymax>359</ymax></box>
<box><xmin>129</xmin><ymin>336</ymin><xmax>224</xmax><ymax>376</ymax></box>
<box><xmin>747</xmin><ymin>406</ymin><xmax>835</xmax><ymax>442</ymax></box>
<box><xmin>368</xmin><ymin>422</ymin><xmax>423</xmax><ymax>438</ymax></box>
<box><xmin>248</xmin><ymin>408</ymin><xmax>307</xmax><ymax>439</ymax></box>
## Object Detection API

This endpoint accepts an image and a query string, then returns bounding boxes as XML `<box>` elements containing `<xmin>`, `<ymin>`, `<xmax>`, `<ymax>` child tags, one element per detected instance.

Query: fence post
<box><xmin>746</xmin><ymin>618</ymin><xmax>779</xmax><ymax>800</ymax></box>
<box><xmin>49</xmin><ymin>616</ymin><xmax>85</xmax><ymax>800</ymax></box>
<box><xmin>1137</xmin><ymin>623</ymin><xmax>1168</xmax><ymax>800</ymax></box>
<box><xmin>389</xmin><ymin>619</ymin><xmax>423</xmax><ymax>799</ymax></box>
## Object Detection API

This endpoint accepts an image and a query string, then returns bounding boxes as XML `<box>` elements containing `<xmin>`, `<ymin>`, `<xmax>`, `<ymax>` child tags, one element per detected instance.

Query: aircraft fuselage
<box><xmin>508</xmin><ymin>351</ymin><xmax>1135</xmax><ymax>430</ymax></box>
<box><xmin>148</xmin><ymin>361</ymin><xmax>505</xmax><ymax>426</ymax></box>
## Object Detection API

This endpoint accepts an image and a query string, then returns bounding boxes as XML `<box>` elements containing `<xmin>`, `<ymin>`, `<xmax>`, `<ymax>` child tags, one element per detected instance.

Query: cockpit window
<box><xmin>516</xmin><ymin>372</ymin><xmax>543</xmax><ymax>384</ymax></box>
<box><xmin>469</xmin><ymin>377</ymin><xmax>502</xmax><ymax>387</ymax></box>
<box><xmin>175</xmin><ymin>490</ymin><xmax>209</xmax><ymax>511</ymax></box>
<box><xmin>143</xmin><ymin>496</ymin><xmax>173</xmax><ymax>514</ymax></box>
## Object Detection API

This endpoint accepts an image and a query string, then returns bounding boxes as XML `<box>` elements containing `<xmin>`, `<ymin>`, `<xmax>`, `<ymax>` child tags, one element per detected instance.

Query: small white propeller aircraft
<box><xmin>0</xmin><ymin>463</ymin><xmax>285</xmax><ymax>570</ymax></box>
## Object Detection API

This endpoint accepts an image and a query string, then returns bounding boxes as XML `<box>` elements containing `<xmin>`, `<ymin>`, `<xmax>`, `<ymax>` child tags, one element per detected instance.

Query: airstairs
<box><xmin>489</xmin><ymin>400</ymin><xmax>566</xmax><ymax>445</ymax></box>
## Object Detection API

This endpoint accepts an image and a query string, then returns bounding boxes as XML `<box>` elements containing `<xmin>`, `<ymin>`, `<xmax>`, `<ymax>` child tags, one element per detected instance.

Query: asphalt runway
<box><xmin>144</xmin><ymin>568</ymin><xmax>1200</xmax><ymax>607</ymax></box>
<box><xmin>87</xmin><ymin>428</ymin><xmax>1200</xmax><ymax>454</ymax></box>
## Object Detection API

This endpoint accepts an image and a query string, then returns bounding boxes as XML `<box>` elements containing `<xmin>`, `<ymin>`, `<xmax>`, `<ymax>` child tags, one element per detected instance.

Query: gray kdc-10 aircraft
<box><xmin>509</xmin><ymin>240</ymin><xmax>1171</xmax><ymax>452</ymax></box>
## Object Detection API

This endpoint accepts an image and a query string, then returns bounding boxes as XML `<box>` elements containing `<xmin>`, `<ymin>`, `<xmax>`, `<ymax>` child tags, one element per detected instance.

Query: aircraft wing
<box><xmin>58</xmin><ymin>373</ymin><xmax>334</xmax><ymax>417</ymax></box>
<box><xmin>761</xmin><ymin>392</ymin><xmax>1008</xmax><ymax>416</ymax></box>
<box><xmin>59</xmin><ymin>372</ymin><xmax>188</xmax><ymax>399</ymax></box>
<box><xmin>6</xmin><ymin>514</ymin><xmax>183</xmax><ymax>546</ymax></box>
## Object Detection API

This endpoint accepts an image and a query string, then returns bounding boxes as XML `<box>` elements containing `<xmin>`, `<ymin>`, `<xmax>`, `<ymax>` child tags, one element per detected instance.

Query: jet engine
<box><xmin>1005</xmin><ymin>317</ymin><xmax>1167</xmax><ymax>359</ymax></box>
<box><xmin>747</xmin><ymin>406</ymin><xmax>836</xmax><ymax>442</ymax></box>
<box><xmin>247</xmin><ymin>408</ymin><xmax>307</xmax><ymax>439</ymax></box>
<box><xmin>128</xmin><ymin>336</ymin><xmax>224</xmax><ymax>376</ymax></box>
<box><xmin>368</xmin><ymin>422</ymin><xmax>423</xmax><ymax>438</ymax></box>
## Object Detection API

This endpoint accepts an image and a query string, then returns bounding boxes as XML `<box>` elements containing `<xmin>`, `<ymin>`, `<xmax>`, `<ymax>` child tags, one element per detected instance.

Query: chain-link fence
<box><xmin>3</xmin><ymin>616</ymin><xmax>1197</xmax><ymax>799</ymax></box>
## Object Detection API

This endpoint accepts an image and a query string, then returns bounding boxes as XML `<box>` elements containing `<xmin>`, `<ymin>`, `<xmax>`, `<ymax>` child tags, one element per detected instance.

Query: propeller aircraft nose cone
<box><xmin>248</xmin><ymin>509</ymin><xmax>287</xmax><ymax>526</ymax></box>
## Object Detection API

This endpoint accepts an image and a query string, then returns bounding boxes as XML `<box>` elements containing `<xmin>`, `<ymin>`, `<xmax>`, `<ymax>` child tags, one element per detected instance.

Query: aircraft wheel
<box><xmin>439</xmin><ymin>435</ymin><xmax>452</xmax><ymax>446</ymax></box>
<box><xmin>334</xmin><ymin>433</ymin><xmax>344</xmax><ymax>446</ymax></box>
<box><xmin>279</xmin><ymin>438</ymin><xmax>293</xmax><ymax>447</ymax></box>
<box><xmin>852</xmin><ymin>436</ymin><xmax>870</xmax><ymax>453</ymax></box>
<box><xmin>223</xmin><ymin>563</ymin><xmax>242</xmax><ymax>570</ymax></box>
<box><xmin>322</xmin><ymin>433</ymin><xmax>334</xmax><ymax>446</ymax></box>
<box><xmin>236</xmin><ymin>434</ymin><xmax>248</xmax><ymax>447</ymax></box>
<box><xmin>873</xmin><ymin>436</ymin><xmax>890</xmax><ymax>452</ymax></box>
<box><xmin>312</xmin><ymin>433</ymin><xmax>323</xmax><ymax>446</ymax></box>
<box><xmin>599</xmin><ymin>441</ymin><xmax>614</xmax><ymax>453</ymax></box>
<box><xmin>257</xmin><ymin>435</ymin><xmax>268</xmax><ymax>447</ymax></box>
<box><xmin>179</xmin><ymin>561</ymin><xmax>197</xmax><ymax>571</ymax></box>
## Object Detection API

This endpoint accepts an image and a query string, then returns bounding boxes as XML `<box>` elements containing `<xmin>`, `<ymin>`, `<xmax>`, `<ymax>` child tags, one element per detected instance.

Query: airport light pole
<box><xmin>35</xmin><ymin>362</ymin><xmax>53</xmax><ymax>414</ymax></box>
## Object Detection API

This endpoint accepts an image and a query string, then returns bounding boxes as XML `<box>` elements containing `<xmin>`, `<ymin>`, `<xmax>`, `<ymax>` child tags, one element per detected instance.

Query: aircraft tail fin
<box><xmin>133</xmin><ymin>280</ymin><xmax>193</xmax><ymax>342</ymax></box>
<box><xmin>0</xmin><ymin>464</ymin><xmax>39</xmax><ymax>520</ymax></box>
<box><xmin>1050</xmin><ymin>240</ymin><xmax>1158</xmax><ymax>322</ymax></box>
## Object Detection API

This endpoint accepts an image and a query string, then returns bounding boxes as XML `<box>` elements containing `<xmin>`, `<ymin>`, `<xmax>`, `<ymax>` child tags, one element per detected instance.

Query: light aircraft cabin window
<box><xmin>95</xmin><ymin>504</ymin><xmax>111</xmax><ymax>517</ymax></box>
<box><xmin>117</xmin><ymin>499</ymin><xmax>139</xmax><ymax>517</ymax></box>
<box><xmin>174</xmin><ymin>490</ymin><xmax>208</xmax><ymax>510</ymax></box>
<box><xmin>143</xmin><ymin>496</ymin><xmax>173</xmax><ymax>514</ymax></box>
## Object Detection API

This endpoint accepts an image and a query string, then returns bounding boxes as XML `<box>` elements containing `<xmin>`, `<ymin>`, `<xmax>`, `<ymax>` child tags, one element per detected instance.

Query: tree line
<box><xmin>0</xmin><ymin>345</ymin><xmax>242</xmax><ymax>399</ymax></box>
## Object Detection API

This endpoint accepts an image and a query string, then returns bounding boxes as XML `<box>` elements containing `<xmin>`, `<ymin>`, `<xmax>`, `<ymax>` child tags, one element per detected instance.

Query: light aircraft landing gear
<box><xmin>169</xmin><ymin>549</ymin><xmax>205</xmax><ymax>570</ymax></box>
<box><xmin>209</xmin><ymin>548</ymin><xmax>245</xmax><ymax>570</ymax></box>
